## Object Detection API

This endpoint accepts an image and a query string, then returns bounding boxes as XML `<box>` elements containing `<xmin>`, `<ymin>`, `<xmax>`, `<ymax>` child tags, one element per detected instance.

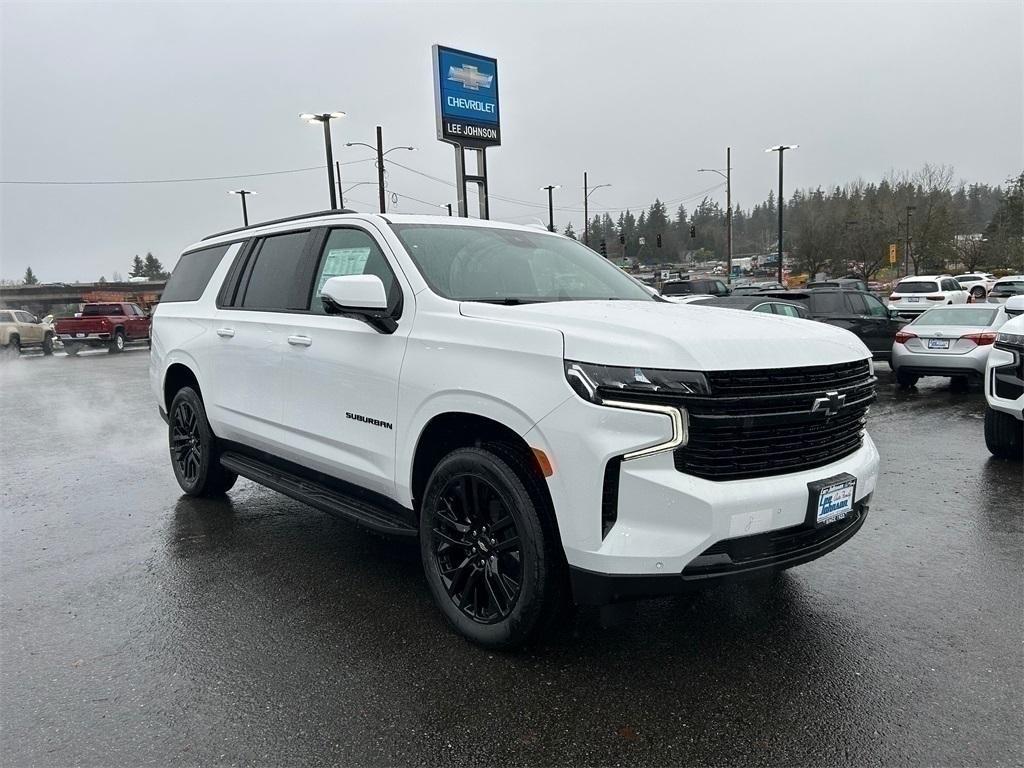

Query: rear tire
<box><xmin>168</xmin><ymin>387</ymin><xmax>238</xmax><ymax>496</ymax></box>
<box><xmin>64</xmin><ymin>343</ymin><xmax>80</xmax><ymax>356</ymax></box>
<box><xmin>42</xmin><ymin>333</ymin><xmax>54</xmax><ymax>355</ymax></box>
<box><xmin>419</xmin><ymin>445</ymin><xmax>565</xmax><ymax>649</ymax></box>
<box><xmin>108</xmin><ymin>330</ymin><xmax>125</xmax><ymax>353</ymax></box>
<box><xmin>971</xmin><ymin>286</ymin><xmax>986</xmax><ymax>301</ymax></box>
<box><xmin>984</xmin><ymin>407</ymin><xmax>1023</xmax><ymax>460</ymax></box>
<box><xmin>7</xmin><ymin>335</ymin><xmax>20</xmax><ymax>358</ymax></box>
<box><xmin>895</xmin><ymin>369</ymin><xmax>918</xmax><ymax>389</ymax></box>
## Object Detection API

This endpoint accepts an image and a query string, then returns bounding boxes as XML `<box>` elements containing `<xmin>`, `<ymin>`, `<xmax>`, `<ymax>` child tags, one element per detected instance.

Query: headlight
<box><xmin>564</xmin><ymin>361</ymin><xmax>699</xmax><ymax>458</ymax></box>
<box><xmin>996</xmin><ymin>331</ymin><xmax>1024</xmax><ymax>349</ymax></box>
<box><xmin>564</xmin><ymin>360</ymin><xmax>709</xmax><ymax>403</ymax></box>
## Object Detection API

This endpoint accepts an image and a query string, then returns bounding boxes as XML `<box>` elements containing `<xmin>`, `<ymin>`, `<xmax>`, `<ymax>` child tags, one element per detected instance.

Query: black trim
<box><xmin>216</xmin><ymin>238</ymin><xmax>255</xmax><ymax>309</ymax></box>
<box><xmin>601</xmin><ymin>457</ymin><xmax>621</xmax><ymax>539</ymax></box>
<box><xmin>201</xmin><ymin>209</ymin><xmax>358</xmax><ymax>241</ymax></box>
<box><xmin>894</xmin><ymin>365</ymin><xmax>984</xmax><ymax>380</ymax></box>
<box><xmin>569</xmin><ymin>503</ymin><xmax>868</xmax><ymax>606</ymax></box>
<box><xmin>219</xmin><ymin>443</ymin><xmax>417</xmax><ymax>536</ymax></box>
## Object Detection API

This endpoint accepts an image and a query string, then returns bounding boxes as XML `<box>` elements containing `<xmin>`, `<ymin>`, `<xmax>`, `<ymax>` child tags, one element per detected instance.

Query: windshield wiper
<box><xmin>461</xmin><ymin>297</ymin><xmax>548</xmax><ymax>305</ymax></box>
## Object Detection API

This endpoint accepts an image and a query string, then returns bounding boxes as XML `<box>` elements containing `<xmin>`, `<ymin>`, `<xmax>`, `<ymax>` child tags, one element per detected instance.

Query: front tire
<box><xmin>971</xmin><ymin>286</ymin><xmax>986</xmax><ymax>301</ymax></box>
<box><xmin>419</xmin><ymin>446</ymin><xmax>564</xmax><ymax>649</ymax></box>
<box><xmin>984</xmin><ymin>406</ymin><xmax>1023</xmax><ymax>460</ymax></box>
<box><xmin>168</xmin><ymin>387</ymin><xmax>238</xmax><ymax>495</ymax></box>
<box><xmin>42</xmin><ymin>333</ymin><xmax>54</xmax><ymax>355</ymax></box>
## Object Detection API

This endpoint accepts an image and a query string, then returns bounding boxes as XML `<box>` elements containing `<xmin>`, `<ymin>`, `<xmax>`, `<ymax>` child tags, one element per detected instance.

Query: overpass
<box><xmin>0</xmin><ymin>281</ymin><xmax>166</xmax><ymax>316</ymax></box>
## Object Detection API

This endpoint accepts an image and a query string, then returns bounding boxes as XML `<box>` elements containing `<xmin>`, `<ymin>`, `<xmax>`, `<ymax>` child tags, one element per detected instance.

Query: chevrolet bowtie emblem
<box><xmin>448</xmin><ymin>64</ymin><xmax>493</xmax><ymax>91</ymax></box>
<box><xmin>811</xmin><ymin>390</ymin><xmax>846</xmax><ymax>418</ymax></box>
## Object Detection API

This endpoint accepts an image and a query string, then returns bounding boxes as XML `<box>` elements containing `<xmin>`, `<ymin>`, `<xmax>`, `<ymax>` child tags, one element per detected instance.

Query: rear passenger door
<box><xmin>209</xmin><ymin>230</ymin><xmax>318</xmax><ymax>451</ymax></box>
<box><xmin>280</xmin><ymin>226</ymin><xmax>413</xmax><ymax>496</ymax></box>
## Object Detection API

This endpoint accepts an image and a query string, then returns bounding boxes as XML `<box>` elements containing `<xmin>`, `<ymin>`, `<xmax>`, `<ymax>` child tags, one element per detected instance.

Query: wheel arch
<box><xmin>163</xmin><ymin>362</ymin><xmax>202</xmax><ymax>413</ymax></box>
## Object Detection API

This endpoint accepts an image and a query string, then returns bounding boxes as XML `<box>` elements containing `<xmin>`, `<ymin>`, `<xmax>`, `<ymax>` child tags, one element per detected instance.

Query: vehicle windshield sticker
<box><xmin>317</xmin><ymin>248</ymin><xmax>371</xmax><ymax>294</ymax></box>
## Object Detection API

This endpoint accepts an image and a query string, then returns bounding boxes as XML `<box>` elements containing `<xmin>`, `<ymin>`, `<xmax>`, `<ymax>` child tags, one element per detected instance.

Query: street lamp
<box><xmin>346</xmin><ymin>126</ymin><xmax>414</xmax><ymax>213</ymax></box>
<box><xmin>300</xmin><ymin>111</ymin><xmax>346</xmax><ymax>209</ymax></box>
<box><xmin>698</xmin><ymin>147</ymin><xmax>733</xmax><ymax>282</ymax></box>
<box><xmin>582</xmin><ymin>172</ymin><xmax>611</xmax><ymax>246</ymax></box>
<box><xmin>541</xmin><ymin>184</ymin><xmax>561</xmax><ymax>232</ymax></box>
<box><xmin>228</xmin><ymin>189</ymin><xmax>256</xmax><ymax>226</ymax></box>
<box><xmin>765</xmin><ymin>144</ymin><xmax>798</xmax><ymax>284</ymax></box>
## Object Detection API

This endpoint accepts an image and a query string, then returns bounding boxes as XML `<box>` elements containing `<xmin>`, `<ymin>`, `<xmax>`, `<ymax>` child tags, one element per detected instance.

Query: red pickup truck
<box><xmin>55</xmin><ymin>302</ymin><xmax>151</xmax><ymax>355</ymax></box>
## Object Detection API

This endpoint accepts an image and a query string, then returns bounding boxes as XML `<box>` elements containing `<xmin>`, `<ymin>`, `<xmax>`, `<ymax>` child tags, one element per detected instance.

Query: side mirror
<box><xmin>320</xmin><ymin>275</ymin><xmax>396</xmax><ymax>333</ymax></box>
<box><xmin>1005</xmin><ymin>295</ymin><xmax>1024</xmax><ymax>318</ymax></box>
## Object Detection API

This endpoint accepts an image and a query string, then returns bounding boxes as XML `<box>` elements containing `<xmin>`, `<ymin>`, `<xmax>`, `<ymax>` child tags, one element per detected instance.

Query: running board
<box><xmin>219</xmin><ymin>451</ymin><xmax>417</xmax><ymax>537</ymax></box>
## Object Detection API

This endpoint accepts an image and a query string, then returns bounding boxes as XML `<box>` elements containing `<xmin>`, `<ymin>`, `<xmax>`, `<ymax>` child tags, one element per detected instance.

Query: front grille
<box><xmin>672</xmin><ymin>360</ymin><xmax>875</xmax><ymax>481</ymax></box>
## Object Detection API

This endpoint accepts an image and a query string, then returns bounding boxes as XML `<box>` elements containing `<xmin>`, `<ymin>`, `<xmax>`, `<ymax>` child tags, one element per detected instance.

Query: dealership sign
<box><xmin>433</xmin><ymin>45</ymin><xmax>500</xmax><ymax>146</ymax></box>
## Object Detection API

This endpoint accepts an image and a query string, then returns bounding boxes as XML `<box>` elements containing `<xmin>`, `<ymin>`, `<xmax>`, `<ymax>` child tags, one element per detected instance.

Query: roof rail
<box><xmin>201</xmin><ymin>208</ymin><xmax>359</xmax><ymax>241</ymax></box>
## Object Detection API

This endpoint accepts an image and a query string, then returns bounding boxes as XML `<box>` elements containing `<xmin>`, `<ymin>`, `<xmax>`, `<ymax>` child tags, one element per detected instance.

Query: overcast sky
<box><xmin>1</xmin><ymin>0</ymin><xmax>1021</xmax><ymax>282</ymax></box>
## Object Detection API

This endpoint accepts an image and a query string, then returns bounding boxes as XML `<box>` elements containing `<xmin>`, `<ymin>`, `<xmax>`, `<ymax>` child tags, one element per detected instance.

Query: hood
<box><xmin>459</xmin><ymin>300</ymin><xmax>869</xmax><ymax>370</ymax></box>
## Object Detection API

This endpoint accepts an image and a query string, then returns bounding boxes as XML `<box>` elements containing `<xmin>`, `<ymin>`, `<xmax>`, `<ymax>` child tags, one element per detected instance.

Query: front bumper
<box><xmin>526</xmin><ymin>394</ymin><xmax>880</xmax><ymax>589</ymax></box>
<box><xmin>571</xmin><ymin>500</ymin><xmax>869</xmax><ymax>604</ymax></box>
<box><xmin>986</xmin><ymin>345</ymin><xmax>1024</xmax><ymax>419</ymax></box>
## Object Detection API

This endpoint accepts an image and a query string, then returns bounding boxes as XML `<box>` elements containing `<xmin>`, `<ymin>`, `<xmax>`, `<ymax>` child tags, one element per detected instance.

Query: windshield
<box><xmin>895</xmin><ymin>281</ymin><xmax>939</xmax><ymax>294</ymax></box>
<box><xmin>912</xmin><ymin>308</ymin><xmax>999</xmax><ymax>326</ymax></box>
<box><xmin>389</xmin><ymin>224</ymin><xmax>653</xmax><ymax>303</ymax></box>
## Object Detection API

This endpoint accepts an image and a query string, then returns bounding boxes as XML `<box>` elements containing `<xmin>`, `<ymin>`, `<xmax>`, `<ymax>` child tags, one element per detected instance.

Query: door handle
<box><xmin>287</xmin><ymin>335</ymin><xmax>312</xmax><ymax>347</ymax></box>
<box><xmin>216</xmin><ymin>328</ymin><xmax>235</xmax><ymax>338</ymax></box>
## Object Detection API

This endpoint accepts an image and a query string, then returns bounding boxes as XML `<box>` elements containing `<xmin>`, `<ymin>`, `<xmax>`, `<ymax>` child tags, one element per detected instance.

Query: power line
<box><xmin>0</xmin><ymin>157</ymin><xmax>376</xmax><ymax>186</ymax></box>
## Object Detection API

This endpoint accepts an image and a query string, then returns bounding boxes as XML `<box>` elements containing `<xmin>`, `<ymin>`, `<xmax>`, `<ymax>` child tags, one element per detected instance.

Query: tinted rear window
<box><xmin>895</xmin><ymin>281</ymin><xmax>939</xmax><ymax>293</ymax></box>
<box><xmin>162</xmin><ymin>244</ymin><xmax>232</xmax><ymax>302</ymax></box>
<box><xmin>240</xmin><ymin>232</ymin><xmax>312</xmax><ymax>310</ymax></box>
<box><xmin>82</xmin><ymin>304</ymin><xmax>124</xmax><ymax>316</ymax></box>
<box><xmin>809</xmin><ymin>293</ymin><xmax>847</xmax><ymax>313</ymax></box>
<box><xmin>913</xmin><ymin>308</ymin><xmax>999</xmax><ymax>326</ymax></box>
<box><xmin>662</xmin><ymin>282</ymin><xmax>694</xmax><ymax>295</ymax></box>
<box><xmin>993</xmin><ymin>280</ymin><xmax>1024</xmax><ymax>293</ymax></box>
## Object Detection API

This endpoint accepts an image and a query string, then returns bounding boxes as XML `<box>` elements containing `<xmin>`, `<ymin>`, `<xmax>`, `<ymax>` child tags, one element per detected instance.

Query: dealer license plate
<box><xmin>808</xmin><ymin>474</ymin><xmax>856</xmax><ymax>527</ymax></box>
<box><xmin>927</xmin><ymin>338</ymin><xmax>950</xmax><ymax>349</ymax></box>
<box><xmin>906</xmin><ymin>297</ymin><xmax>920</xmax><ymax>303</ymax></box>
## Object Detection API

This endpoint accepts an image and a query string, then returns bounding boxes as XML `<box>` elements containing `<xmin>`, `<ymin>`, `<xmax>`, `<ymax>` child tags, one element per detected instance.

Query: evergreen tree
<box><xmin>143</xmin><ymin>252</ymin><xmax>168</xmax><ymax>279</ymax></box>
<box><xmin>129</xmin><ymin>255</ymin><xmax>146</xmax><ymax>278</ymax></box>
<box><xmin>23</xmin><ymin>266</ymin><xmax>38</xmax><ymax>285</ymax></box>
<box><xmin>563</xmin><ymin>222</ymin><xmax>577</xmax><ymax>240</ymax></box>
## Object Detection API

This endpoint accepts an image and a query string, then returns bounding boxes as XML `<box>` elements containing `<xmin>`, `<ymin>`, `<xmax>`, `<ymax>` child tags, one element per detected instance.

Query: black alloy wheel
<box><xmin>171</xmin><ymin>398</ymin><xmax>203</xmax><ymax>485</ymax></box>
<box><xmin>420</xmin><ymin>446</ymin><xmax>565</xmax><ymax>648</ymax></box>
<box><xmin>431</xmin><ymin>474</ymin><xmax>523</xmax><ymax>624</ymax></box>
<box><xmin>167</xmin><ymin>387</ymin><xmax>237</xmax><ymax>496</ymax></box>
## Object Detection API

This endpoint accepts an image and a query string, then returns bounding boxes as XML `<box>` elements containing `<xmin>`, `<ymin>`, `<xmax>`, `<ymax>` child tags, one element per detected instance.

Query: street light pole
<box><xmin>335</xmin><ymin>160</ymin><xmax>344</xmax><ymax>208</ymax></box>
<box><xmin>228</xmin><ymin>189</ymin><xmax>256</xmax><ymax>226</ymax></box>
<box><xmin>345</xmin><ymin>131</ymin><xmax>415</xmax><ymax>215</ymax></box>
<box><xmin>542</xmin><ymin>185</ymin><xmax>560</xmax><ymax>232</ymax></box>
<box><xmin>765</xmin><ymin>144</ymin><xmax>798</xmax><ymax>284</ymax></box>
<box><xmin>905</xmin><ymin>205</ymin><xmax>916</xmax><ymax>277</ymax></box>
<box><xmin>698</xmin><ymin>147</ymin><xmax>733</xmax><ymax>283</ymax></box>
<box><xmin>582</xmin><ymin>172</ymin><xmax>611</xmax><ymax>247</ymax></box>
<box><xmin>300</xmin><ymin>111</ymin><xmax>346</xmax><ymax>209</ymax></box>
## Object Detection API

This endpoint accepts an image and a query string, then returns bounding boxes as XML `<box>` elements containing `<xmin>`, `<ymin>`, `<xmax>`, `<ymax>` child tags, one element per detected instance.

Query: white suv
<box><xmin>954</xmin><ymin>273</ymin><xmax>996</xmax><ymax>301</ymax></box>
<box><xmin>889</xmin><ymin>275</ymin><xmax>969</xmax><ymax>318</ymax></box>
<box><xmin>984</xmin><ymin>296</ymin><xmax>1024</xmax><ymax>459</ymax></box>
<box><xmin>151</xmin><ymin>211</ymin><xmax>880</xmax><ymax>647</ymax></box>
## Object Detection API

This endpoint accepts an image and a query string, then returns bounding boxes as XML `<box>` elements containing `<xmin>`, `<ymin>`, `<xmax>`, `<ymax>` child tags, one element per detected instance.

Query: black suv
<box><xmin>760</xmin><ymin>288</ymin><xmax>906</xmax><ymax>360</ymax></box>
<box><xmin>661</xmin><ymin>278</ymin><xmax>730</xmax><ymax>297</ymax></box>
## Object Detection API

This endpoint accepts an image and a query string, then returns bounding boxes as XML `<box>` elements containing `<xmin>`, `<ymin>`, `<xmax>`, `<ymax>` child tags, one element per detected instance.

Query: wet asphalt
<box><xmin>1</xmin><ymin>347</ymin><xmax>1021</xmax><ymax>767</ymax></box>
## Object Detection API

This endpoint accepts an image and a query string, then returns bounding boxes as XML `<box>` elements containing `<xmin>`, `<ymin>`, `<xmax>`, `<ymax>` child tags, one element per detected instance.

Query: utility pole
<box><xmin>445</xmin><ymin>203</ymin><xmax>453</xmax><ymax>216</ymax></box>
<box><xmin>376</xmin><ymin>126</ymin><xmax>386</xmax><ymax>214</ymax></box>
<box><xmin>726</xmin><ymin>147</ymin><xmax>732</xmax><ymax>284</ymax></box>
<box><xmin>542</xmin><ymin>185</ymin><xmax>559</xmax><ymax>232</ymax></box>
<box><xmin>583</xmin><ymin>172</ymin><xmax>589</xmax><ymax>245</ymax></box>
<box><xmin>905</xmin><ymin>205</ymin><xmax>916</xmax><ymax>277</ymax></box>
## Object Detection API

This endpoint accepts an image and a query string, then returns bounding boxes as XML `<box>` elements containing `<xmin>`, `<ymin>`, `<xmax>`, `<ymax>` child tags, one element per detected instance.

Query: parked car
<box><xmin>953</xmin><ymin>273</ymin><xmax>997</xmax><ymax>301</ymax></box>
<box><xmin>888</xmin><ymin>275</ymin><xmax>969</xmax><ymax>318</ymax></box>
<box><xmin>984</xmin><ymin>296</ymin><xmax>1024</xmax><ymax>459</ymax></box>
<box><xmin>731</xmin><ymin>281</ymin><xmax>787</xmax><ymax>295</ymax></box>
<box><xmin>986</xmin><ymin>276</ymin><xmax>1024</xmax><ymax>304</ymax></box>
<box><xmin>890</xmin><ymin>304</ymin><xmax>1010</xmax><ymax>389</ymax></box>
<box><xmin>55</xmin><ymin>302</ymin><xmax>150</xmax><ymax>355</ymax></box>
<box><xmin>0</xmin><ymin>309</ymin><xmax>55</xmax><ymax>356</ymax></box>
<box><xmin>660</xmin><ymin>277</ymin><xmax>730</xmax><ymax>297</ymax></box>
<box><xmin>152</xmin><ymin>211</ymin><xmax>880</xmax><ymax>648</ymax></box>
<box><xmin>759</xmin><ymin>288</ymin><xmax>905</xmax><ymax>361</ymax></box>
<box><xmin>682</xmin><ymin>295</ymin><xmax>810</xmax><ymax>318</ymax></box>
<box><xmin>807</xmin><ymin>278</ymin><xmax>868</xmax><ymax>292</ymax></box>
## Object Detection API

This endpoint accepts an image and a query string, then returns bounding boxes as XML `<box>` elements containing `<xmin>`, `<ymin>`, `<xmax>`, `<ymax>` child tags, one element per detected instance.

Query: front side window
<box><xmin>773</xmin><ymin>303</ymin><xmax>802</xmax><ymax>317</ymax></box>
<box><xmin>389</xmin><ymin>224</ymin><xmax>653</xmax><ymax>303</ymax></box>
<box><xmin>15</xmin><ymin>311</ymin><xmax>34</xmax><ymax>323</ymax></box>
<box><xmin>752</xmin><ymin>303</ymin><xmax>773</xmax><ymax>314</ymax></box>
<box><xmin>845</xmin><ymin>293</ymin><xmax>869</xmax><ymax>314</ymax></box>
<box><xmin>310</xmin><ymin>228</ymin><xmax>401</xmax><ymax>315</ymax></box>
<box><xmin>241</xmin><ymin>232</ymin><xmax>312</xmax><ymax>311</ymax></box>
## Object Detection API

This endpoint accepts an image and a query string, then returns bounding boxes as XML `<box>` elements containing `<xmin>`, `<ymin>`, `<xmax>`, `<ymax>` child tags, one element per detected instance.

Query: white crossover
<box><xmin>151</xmin><ymin>211</ymin><xmax>880</xmax><ymax>647</ymax></box>
<box><xmin>984</xmin><ymin>296</ymin><xmax>1024</xmax><ymax>459</ymax></box>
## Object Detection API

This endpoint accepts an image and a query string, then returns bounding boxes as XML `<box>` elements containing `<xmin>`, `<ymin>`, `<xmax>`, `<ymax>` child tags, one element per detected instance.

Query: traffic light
<box><xmin>656</xmin><ymin>233</ymin><xmax>663</xmax><ymax>248</ymax></box>
<box><xmin>600</xmin><ymin>239</ymin><xmax>607</xmax><ymax>257</ymax></box>
<box><xmin>689</xmin><ymin>225</ymin><xmax>696</xmax><ymax>238</ymax></box>
<box><xmin>619</xmin><ymin>233</ymin><xmax>626</xmax><ymax>245</ymax></box>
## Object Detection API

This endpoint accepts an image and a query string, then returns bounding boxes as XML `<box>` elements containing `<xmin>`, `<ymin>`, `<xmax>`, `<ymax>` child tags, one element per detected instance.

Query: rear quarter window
<box><xmin>162</xmin><ymin>243</ymin><xmax>233</xmax><ymax>302</ymax></box>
